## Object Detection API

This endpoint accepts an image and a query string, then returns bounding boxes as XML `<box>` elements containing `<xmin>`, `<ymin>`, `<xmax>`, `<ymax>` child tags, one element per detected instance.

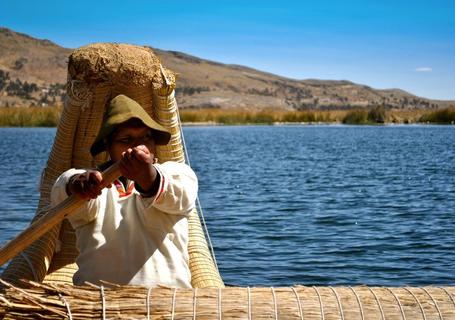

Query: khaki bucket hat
<box><xmin>90</xmin><ymin>94</ymin><xmax>171</xmax><ymax>156</ymax></box>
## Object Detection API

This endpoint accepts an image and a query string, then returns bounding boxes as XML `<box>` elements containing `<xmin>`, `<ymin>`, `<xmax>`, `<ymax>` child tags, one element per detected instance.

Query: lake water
<box><xmin>0</xmin><ymin>125</ymin><xmax>454</xmax><ymax>286</ymax></box>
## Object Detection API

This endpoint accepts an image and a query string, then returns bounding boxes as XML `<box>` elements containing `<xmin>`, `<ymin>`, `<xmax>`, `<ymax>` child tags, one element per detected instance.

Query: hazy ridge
<box><xmin>1</xmin><ymin>27</ymin><xmax>453</xmax><ymax>109</ymax></box>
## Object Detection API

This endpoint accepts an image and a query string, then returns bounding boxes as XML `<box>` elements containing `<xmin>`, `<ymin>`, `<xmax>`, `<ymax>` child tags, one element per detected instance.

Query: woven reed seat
<box><xmin>1</xmin><ymin>43</ymin><xmax>224</xmax><ymax>289</ymax></box>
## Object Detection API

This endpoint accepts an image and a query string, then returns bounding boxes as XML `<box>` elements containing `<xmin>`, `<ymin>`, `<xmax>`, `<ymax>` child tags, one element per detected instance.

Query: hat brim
<box><xmin>90</xmin><ymin>117</ymin><xmax>171</xmax><ymax>156</ymax></box>
<box><xmin>90</xmin><ymin>94</ymin><xmax>172</xmax><ymax>157</ymax></box>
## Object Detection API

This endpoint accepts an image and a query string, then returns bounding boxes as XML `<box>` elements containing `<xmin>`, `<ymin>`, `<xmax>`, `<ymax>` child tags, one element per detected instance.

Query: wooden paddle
<box><xmin>0</xmin><ymin>162</ymin><xmax>121</xmax><ymax>268</ymax></box>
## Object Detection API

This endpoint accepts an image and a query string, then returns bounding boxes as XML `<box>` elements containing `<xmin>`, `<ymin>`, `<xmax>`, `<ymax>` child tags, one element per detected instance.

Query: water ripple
<box><xmin>1</xmin><ymin>126</ymin><xmax>454</xmax><ymax>287</ymax></box>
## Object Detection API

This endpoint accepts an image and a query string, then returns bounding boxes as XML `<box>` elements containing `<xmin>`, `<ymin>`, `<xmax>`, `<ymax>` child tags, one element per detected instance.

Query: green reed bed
<box><xmin>181</xmin><ymin>107</ymin><xmax>455</xmax><ymax>125</ymax></box>
<box><xmin>179</xmin><ymin>108</ymin><xmax>342</xmax><ymax>124</ymax></box>
<box><xmin>0</xmin><ymin>107</ymin><xmax>453</xmax><ymax>127</ymax></box>
<box><xmin>341</xmin><ymin>107</ymin><xmax>455</xmax><ymax>124</ymax></box>
<box><xmin>0</xmin><ymin>107</ymin><xmax>62</xmax><ymax>127</ymax></box>
<box><xmin>342</xmin><ymin>106</ymin><xmax>388</xmax><ymax>124</ymax></box>
<box><xmin>419</xmin><ymin>108</ymin><xmax>455</xmax><ymax>124</ymax></box>
<box><xmin>342</xmin><ymin>109</ymin><xmax>370</xmax><ymax>124</ymax></box>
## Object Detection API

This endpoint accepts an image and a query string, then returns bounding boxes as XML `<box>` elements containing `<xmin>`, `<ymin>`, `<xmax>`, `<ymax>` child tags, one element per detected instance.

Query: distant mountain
<box><xmin>1</xmin><ymin>27</ymin><xmax>453</xmax><ymax>109</ymax></box>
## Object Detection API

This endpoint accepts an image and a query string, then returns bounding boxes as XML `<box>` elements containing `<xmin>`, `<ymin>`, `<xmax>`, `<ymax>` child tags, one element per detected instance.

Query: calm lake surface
<box><xmin>0</xmin><ymin>126</ymin><xmax>454</xmax><ymax>286</ymax></box>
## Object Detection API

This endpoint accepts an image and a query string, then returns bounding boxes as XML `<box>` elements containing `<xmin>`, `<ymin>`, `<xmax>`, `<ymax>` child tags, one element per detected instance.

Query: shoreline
<box><xmin>182</xmin><ymin>121</ymin><xmax>455</xmax><ymax>126</ymax></box>
<box><xmin>0</xmin><ymin>106</ymin><xmax>454</xmax><ymax>127</ymax></box>
<box><xmin>1</xmin><ymin>121</ymin><xmax>454</xmax><ymax>128</ymax></box>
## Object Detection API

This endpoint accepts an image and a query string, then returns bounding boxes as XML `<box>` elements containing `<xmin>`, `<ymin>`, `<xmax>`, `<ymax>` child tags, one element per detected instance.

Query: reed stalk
<box><xmin>0</xmin><ymin>106</ymin><xmax>454</xmax><ymax>126</ymax></box>
<box><xmin>1</xmin><ymin>279</ymin><xmax>455</xmax><ymax>319</ymax></box>
<box><xmin>419</xmin><ymin>108</ymin><xmax>455</xmax><ymax>124</ymax></box>
<box><xmin>0</xmin><ymin>106</ymin><xmax>62</xmax><ymax>127</ymax></box>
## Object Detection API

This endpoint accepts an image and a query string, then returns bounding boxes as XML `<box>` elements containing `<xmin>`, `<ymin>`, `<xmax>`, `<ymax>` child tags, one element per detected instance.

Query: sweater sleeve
<box><xmin>50</xmin><ymin>168</ymin><xmax>100</xmax><ymax>228</ymax></box>
<box><xmin>140</xmin><ymin>162</ymin><xmax>198</xmax><ymax>216</ymax></box>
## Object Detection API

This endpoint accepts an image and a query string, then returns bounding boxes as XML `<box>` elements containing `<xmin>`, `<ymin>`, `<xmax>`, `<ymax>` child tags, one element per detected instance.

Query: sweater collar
<box><xmin>113</xmin><ymin>178</ymin><xmax>135</xmax><ymax>198</ymax></box>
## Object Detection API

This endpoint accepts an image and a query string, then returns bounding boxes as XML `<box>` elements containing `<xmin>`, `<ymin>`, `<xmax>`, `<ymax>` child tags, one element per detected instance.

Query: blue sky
<box><xmin>1</xmin><ymin>0</ymin><xmax>454</xmax><ymax>100</ymax></box>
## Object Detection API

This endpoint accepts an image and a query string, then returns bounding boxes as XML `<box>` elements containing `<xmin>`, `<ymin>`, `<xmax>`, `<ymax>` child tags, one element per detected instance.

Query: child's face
<box><xmin>107</xmin><ymin>120</ymin><xmax>157</xmax><ymax>162</ymax></box>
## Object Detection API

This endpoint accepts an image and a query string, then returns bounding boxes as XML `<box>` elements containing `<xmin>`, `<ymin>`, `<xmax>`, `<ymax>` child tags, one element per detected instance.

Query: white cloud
<box><xmin>415</xmin><ymin>67</ymin><xmax>432</xmax><ymax>72</ymax></box>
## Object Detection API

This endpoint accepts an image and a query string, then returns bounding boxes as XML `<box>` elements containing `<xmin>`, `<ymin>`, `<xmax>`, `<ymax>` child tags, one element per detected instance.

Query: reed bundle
<box><xmin>1</xmin><ymin>43</ymin><xmax>223</xmax><ymax>288</ymax></box>
<box><xmin>1</xmin><ymin>280</ymin><xmax>454</xmax><ymax>319</ymax></box>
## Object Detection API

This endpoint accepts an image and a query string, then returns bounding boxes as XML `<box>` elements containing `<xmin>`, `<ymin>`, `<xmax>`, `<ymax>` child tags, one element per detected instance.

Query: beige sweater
<box><xmin>51</xmin><ymin>161</ymin><xmax>197</xmax><ymax>288</ymax></box>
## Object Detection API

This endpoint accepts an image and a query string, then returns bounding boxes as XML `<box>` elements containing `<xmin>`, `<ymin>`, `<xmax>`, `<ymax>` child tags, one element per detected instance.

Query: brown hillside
<box><xmin>0</xmin><ymin>28</ymin><xmax>71</xmax><ymax>84</ymax></box>
<box><xmin>1</xmin><ymin>27</ymin><xmax>453</xmax><ymax>109</ymax></box>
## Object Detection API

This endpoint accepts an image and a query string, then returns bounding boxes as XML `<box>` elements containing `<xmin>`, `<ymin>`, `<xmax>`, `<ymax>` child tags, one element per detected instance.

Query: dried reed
<box><xmin>1</xmin><ymin>280</ymin><xmax>455</xmax><ymax>319</ymax></box>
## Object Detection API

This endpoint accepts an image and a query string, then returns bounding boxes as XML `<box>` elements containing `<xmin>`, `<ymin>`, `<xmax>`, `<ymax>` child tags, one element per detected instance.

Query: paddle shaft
<box><xmin>0</xmin><ymin>162</ymin><xmax>121</xmax><ymax>267</ymax></box>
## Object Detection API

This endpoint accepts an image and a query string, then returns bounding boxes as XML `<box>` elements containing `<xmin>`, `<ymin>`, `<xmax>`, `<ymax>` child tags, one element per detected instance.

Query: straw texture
<box><xmin>153</xmin><ymin>80</ymin><xmax>224</xmax><ymax>288</ymax></box>
<box><xmin>1</xmin><ymin>43</ymin><xmax>223</xmax><ymax>288</ymax></box>
<box><xmin>1</xmin><ymin>280</ymin><xmax>455</xmax><ymax>319</ymax></box>
<box><xmin>1</xmin><ymin>79</ymin><xmax>85</xmax><ymax>284</ymax></box>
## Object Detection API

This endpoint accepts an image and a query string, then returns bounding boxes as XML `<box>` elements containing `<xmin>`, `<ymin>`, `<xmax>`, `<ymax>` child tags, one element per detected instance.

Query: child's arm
<box><xmin>144</xmin><ymin>161</ymin><xmax>198</xmax><ymax>216</ymax></box>
<box><xmin>119</xmin><ymin>145</ymin><xmax>198</xmax><ymax>216</ymax></box>
<box><xmin>66</xmin><ymin>170</ymin><xmax>110</xmax><ymax>199</ymax></box>
<box><xmin>118</xmin><ymin>145</ymin><xmax>159</xmax><ymax>195</ymax></box>
<box><xmin>51</xmin><ymin>169</ymin><xmax>105</xmax><ymax>228</ymax></box>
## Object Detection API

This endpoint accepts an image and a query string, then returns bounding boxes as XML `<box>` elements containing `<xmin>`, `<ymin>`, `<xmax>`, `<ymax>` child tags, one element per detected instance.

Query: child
<box><xmin>51</xmin><ymin>94</ymin><xmax>196</xmax><ymax>288</ymax></box>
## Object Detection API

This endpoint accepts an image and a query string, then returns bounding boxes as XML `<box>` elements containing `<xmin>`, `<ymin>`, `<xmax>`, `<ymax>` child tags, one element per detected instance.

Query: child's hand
<box><xmin>119</xmin><ymin>145</ymin><xmax>158</xmax><ymax>192</ymax></box>
<box><xmin>67</xmin><ymin>170</ymin><xmax>107</xmax><ymax>199</ymax></box>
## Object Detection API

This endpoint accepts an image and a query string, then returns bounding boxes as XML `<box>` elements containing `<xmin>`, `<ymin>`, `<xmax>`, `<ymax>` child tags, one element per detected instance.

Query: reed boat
<box><xmin>1</xmin><ymin>43</ymin><xmax>454</xmax><ymax>319</ymax></box>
